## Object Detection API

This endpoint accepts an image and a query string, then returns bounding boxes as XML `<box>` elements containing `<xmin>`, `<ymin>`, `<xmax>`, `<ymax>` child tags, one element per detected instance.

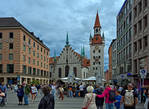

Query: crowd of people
<box><xmin>0</xmin><ymin>81</ymin><xmax>149</xmax><ymax>109</ymax></box>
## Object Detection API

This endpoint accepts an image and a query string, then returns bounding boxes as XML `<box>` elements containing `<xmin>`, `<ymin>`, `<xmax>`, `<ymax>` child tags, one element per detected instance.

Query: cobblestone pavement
<box><xmin>0</xmin><ymin>90</ymin><xmax>145</xmax><ymax>109</ymax></box>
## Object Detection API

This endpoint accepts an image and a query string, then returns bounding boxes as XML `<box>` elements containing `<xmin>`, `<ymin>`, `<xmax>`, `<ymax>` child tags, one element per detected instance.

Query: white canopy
<box><xmin>83</xmin><ymin>76</ymin><xmax>96</xmax><ymax>81</ymax></box>
<box><xmin>60</xmin><ymin>77</ymin><xmax>81</xmax><ymax>81</ymax></box>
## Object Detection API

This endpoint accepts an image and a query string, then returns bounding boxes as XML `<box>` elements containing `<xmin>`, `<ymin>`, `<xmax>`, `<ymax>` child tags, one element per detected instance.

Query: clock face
<box><xmin>95</xmin><ymin>46</ymin><xmax>99</xmax><ymax>50</ymax></box>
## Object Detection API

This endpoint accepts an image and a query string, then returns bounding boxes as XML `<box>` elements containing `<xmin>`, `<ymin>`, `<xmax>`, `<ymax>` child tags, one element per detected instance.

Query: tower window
<box><xmin>96</xmin><ymin>29</ymin><xmax>98</xmax><ymax>32</ymax></box>
<box><xmin>0</xmin><ymin>33</ymin><xmax>2</xmax><ymax>39</ymax></box>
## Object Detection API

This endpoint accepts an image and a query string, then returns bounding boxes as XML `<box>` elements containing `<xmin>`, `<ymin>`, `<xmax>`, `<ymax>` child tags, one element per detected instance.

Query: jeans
<box><xmin>24</xmin><ymin>94</ymin><xmax>29</xmax><ymax>104</ymax></box>
<box><xmin>106</xmin><ymin>103</ymin><xmax>114</xmax><ymax>109</ymax></box>
<box><xmin>69</xmin><ymin>90</ymin><xmax>73</xmax><ymax>97</ymax></box>
<box><xmin>97</xmin><ymin>105</ymin><xmax>103</xmax><ymax>109</ymax></box>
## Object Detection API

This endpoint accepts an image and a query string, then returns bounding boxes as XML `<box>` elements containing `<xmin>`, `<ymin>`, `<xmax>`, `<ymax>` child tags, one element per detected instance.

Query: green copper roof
<box><xmin>66</xmin><ymin>32</ymin><xmax>69</xmax><ymax>46</ymax></box>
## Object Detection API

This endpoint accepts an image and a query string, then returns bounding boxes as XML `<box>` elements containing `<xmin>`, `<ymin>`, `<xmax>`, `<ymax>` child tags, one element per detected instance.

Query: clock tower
<box><xmin>89</xmin><ymin>11</ymin><xmax>105</xmax><ymax>84</ymax></box>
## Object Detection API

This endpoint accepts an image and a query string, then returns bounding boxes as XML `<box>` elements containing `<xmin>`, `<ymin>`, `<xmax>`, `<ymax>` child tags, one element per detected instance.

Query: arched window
<box><xmin>73</xmin><ymin>67</ymin><xmax>77</xmax><ymax>77</ymax></box>
<box><xmin>65</xmin><ymin>65</ymin><xmax>69</xmax><ymax>77</ymax></box>
<box><xmin>58</xmin><ymin>68</ymin><xmax>62</xmax><ymax>78</ymax></box>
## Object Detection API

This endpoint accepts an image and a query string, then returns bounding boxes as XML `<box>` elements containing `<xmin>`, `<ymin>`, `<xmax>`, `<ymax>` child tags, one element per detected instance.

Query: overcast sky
<box><xmin>0</xmin><ymin>0</ymin><xmax>125</xmax><ymax>70</ymax></box>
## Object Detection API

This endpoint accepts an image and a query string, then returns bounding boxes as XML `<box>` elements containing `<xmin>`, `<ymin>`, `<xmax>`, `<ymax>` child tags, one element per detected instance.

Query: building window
<box><xmin>144</xmin><ymin>36</ymin><xmax>148</xmax><ymax>47</ymax></box>
<box><xmin>23</xmin><ymin>35</ymin><xmax>26</xmax><ymax>41</ymax></box>
<box><xmin>9</xmin><ymin>53</ymin><xmax>13</xmax><ymax>60</ymax></box>
<box><xmin>37</xmin><ymin>61</ymin><xmax>39</xmax><ymax>66</ymax></box>
<box><xmin>134</xmin><ymin>24</ymin><xmax>137</xmax><ymax>35</ymax></box>
<box><xmin>33</xmin><ymin>68</ymin><xmax>36</xmax><ymax>75</ymax></box>
<box><xmin>129</xmin><ymin>12</ymin><xmax>132</xmax><ymax>24</ymax></box>
<box><xmin>0</xmin><ymin>43</ymin><xmax>2</xmax><ymax>49</ymax></box>
<box><xmin>41</xmin><ymin>55</ymin><xmax>43</xmax><ymax>60</ymax></box>
<box><xmin>33</xmin><ymin>51</ymin><xmax>35</xmax><ymax>56</ymax></box>
<box><xmin>73</xmin><ymin>67</ymin><xmax>77</xmax><ymax>77</ymax></box>
<box><xmin>144</xmin><ymin>0</ymin><xmax>148</xmax><ymax>8</ymax></box>
<box><xmin>9</xmin><ymin>32</ymin><xmax>13</xmax><ymax>39</ymax></box>
<box><xmin>33</xmin><ymin>42</ymin><xmax>35</xmax><ymax>48</ymax></box>
<box><xmin>41</xmin><ymin>62</ymin><xmax>42</xmax><ymax>67</ymax></box>
<box><xmin>58</xmin><ymin>68</ymin><xmax>62</xmax><ymax>78</ymax></box>
<box><xmin>96</xmin><ymin>67</ymin><xmax>98</xmax><ymax>70</ymax></box>
<box><xmin>33</xmin><ymin>59</ymin><xmax>35</xmax><ymax>65</ymax></box>
<box><xmin>28</xmin><ymin>48</ymin><xmax>31</xmax><ymax>54</ymax></box>
<box><xmin>139</xmin><ymin>39</ymin><xmax>142</xmax><ymax>50</ymax></box>
<box><xmin>134</xmin><ymin>42</ymin><xmax>137</xmax><ymax>52</ymax></box>
<box><xmin>0</xmin><ymin>33</ymin><xmax>2</xmax><ymax>39</ymax></box>
<box><xmin>28</xmin><ymin>39</ymin><xmax>31</xmax><ymax>45</ymax></box>
<box><xmin>138</xmin><ymin>1</ymin><xmax>142</xmax><ymax>14</ymax></box>
<box><xmin>0</xmin><ymin>54</ymin><xmax>2</xmax><ymax>61</ymax></box>
<box><xmin>65</xmin><ymin>65</ymin><xmax>69</xmax><ymax>77</ymax></box>
<box><xmin>144</xmin><ymin>15</ymin><xmax>148</xmax><ymax>29</ymax></box>
<box><xmin>23</xmin><ymin>65</ymin><xmax>26</xmax><ymax>74</ymax></box>
<box><xmin>7</xmin><ymin>64</ymin><xmax>14</xmax><ymax>73</ymax></box>
<box><xmin>23</xmin><ymin>45</ymin><xmax>26</xmax><ymax>51</ymax></box>
<box><xmin>37</xmin><ymin>53</ymin><xmax>39</xmax><ymax>58</ymax></box>
<box><xmin>28</xmin><ymin>57</ymin><xmax>31</xmax><ymax>64</ymax></box>
<box><xmin>37</xmin><ymin>45</ymin><xmax>39</xmax><ymax>50</ymax></box>
<box><xmin>0</xmin><ymin>64</ymin><xmax>3</xmax><ymax>73</ymax></box>
<box><xmin>47</xmin><ymin>52</ymin><xmax>48</xmax><ymax>56</ymax></box>
<box><xmin>138</xmin><ymin>20</ymin><xmax>142</xmax><ymax>31</ymax></box>
<box><xmin>28</xmin><ymin>67</ymin><xmax>32</xmax><ymax>74</ymax></box>
<box><xmin>99</xmin><ymin>50</ymin><xmax>100</xmax><ymax>53</ymax></box>
<box><xmin>93</xmin><ymin>62</ymin><xmax>95</xmax><ymax>65</ymax></box>
<box><xmin>23</xmin><ymin>55</ymin><xmax>25</xmax><ymax>62</ymax></box>
<box><xmin>99</xmin><ymin>62</ymin><xmax>101</xmax><ymax>65</ymax></box>
<box><xmin>9</xmin><ymin>43</ymin><xmax>13</xmax><ymax>49</ymax></box>
<box><xmin>93</xmin><ymin>50</ymin><xmax>95</xmax><ymax>53</ymax></box>
<box><xmin>41</xmin><ymin>47</ymin><xmax>42</xmax><ymax>52</ymax></box>
<box><xmin>41</xmin><ymin>70</ymin><xmax>43</xmax><ymax>76</ymax></box>
<box><xmin>134</xmin><ymin>6</ymin><xmax>137</xmax><ymax>18</ymax></box>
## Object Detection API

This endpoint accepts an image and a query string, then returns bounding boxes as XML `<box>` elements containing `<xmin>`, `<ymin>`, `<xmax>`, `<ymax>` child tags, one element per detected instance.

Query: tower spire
<box><xmin>66</xmin><ymin>32</ymin><xmax>69</xmax><ymax>46</ymax></box>
<box><xmin>82</xmin><ymin>45</ymin><xmax>85</xmax><ymax>57</ymax></box>
<box><xmin>54</xmin><ymin>49</ymin><xmax>56</xmax><ymax>62</ymax></box>
<box><xmin>94</xmin><ymin>10</ymin><xmax>101</xmax><ymax>29</ymax></box>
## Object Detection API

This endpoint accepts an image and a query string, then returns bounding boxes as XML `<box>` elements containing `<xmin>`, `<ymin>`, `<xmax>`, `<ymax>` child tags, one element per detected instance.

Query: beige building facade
<box><xmin>0</xmin><ymin>17</ymin><xmax>50</xmax><ymax>84</ymax></box>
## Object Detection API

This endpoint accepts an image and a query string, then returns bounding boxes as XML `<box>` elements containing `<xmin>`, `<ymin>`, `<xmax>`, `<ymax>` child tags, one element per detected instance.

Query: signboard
<box><xmin>140</xmin><ymin>69</ymin><xmax>147</xmax><ymax>79</ymax></box>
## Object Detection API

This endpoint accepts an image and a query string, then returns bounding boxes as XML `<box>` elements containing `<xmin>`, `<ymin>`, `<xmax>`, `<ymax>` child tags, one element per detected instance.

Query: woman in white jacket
<box><xmin>82</xmin><ymin>86</ymin><xmax>97</xmax><ymax>109</ymax></box>
<box><xmin>144</xmin><ymin>93</ymin><xmax>149</xmax><ymax>109</ymax></box>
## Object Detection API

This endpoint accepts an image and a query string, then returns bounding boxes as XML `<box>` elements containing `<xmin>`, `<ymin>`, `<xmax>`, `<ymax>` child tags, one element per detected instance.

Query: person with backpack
<box><xmin>95</xmin><ymin>86</ymin><xmax>104</xmax><ymax>109</ymax></box>
<box><xmin>121</xmin><ymin>83</ymin><xmax>138</xmax><ymax>109</ymax></box>
<box><xmin>96</xmin><ymin>84</ymin><xmax>116</xmax><ymax>109</ymax></box>
<box><xmin>38</xmin><ymin>85</ymin><xmax>55</xmax><ymax>109</ymax></box>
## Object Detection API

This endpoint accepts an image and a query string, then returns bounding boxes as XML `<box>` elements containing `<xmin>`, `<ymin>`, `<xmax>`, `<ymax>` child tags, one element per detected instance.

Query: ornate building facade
<box><xmin>49</xmin><ymin>12</ymin><xmax>105</xmax><ymax>84</ymax></box>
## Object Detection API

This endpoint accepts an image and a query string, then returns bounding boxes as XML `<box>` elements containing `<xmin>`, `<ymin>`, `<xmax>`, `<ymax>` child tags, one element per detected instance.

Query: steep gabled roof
<box><xmin>82</xmin><ymin>58</ymin><xmax>90</xmax><ymax>67</ymax></box>
<box><xmin>94</xmin><ymin>12</ymin><xmax>101</xmax><ymax>29</ymax></box>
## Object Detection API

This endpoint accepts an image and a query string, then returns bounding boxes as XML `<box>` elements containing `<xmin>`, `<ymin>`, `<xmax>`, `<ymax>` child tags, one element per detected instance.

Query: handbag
<box><xmin>82</xmin><ymin>94</ymin><xmax>93</xmax><ymax>109</ymax></box>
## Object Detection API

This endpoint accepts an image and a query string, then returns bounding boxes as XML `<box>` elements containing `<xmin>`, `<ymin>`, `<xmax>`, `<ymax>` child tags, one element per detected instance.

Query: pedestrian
<box><xmin>24</xmin><ymin>84</ymin><xmax>30</xmax><ymax>105</ymax></box>
<box><xmin>114</xmin><ymin>91</ymin><xmax>122</xmax><ymax>109</ymax></box>
<box><xmin>59</xmin><ymin>85</ymin><xmax>64</xmax><ymax>101</ymax></box>
<box><xmin>96</xmin><ymin>84</ymin><xmax>116</xmax><ymax>109</ymax></box>
<box><xmin>51</xmin><ymin>82</ymin><xmax>56</xmax><ymax>100</ymax></box>
<box><xmin>95</xmin><ymin>86</ymin><xmax>104</xmax><ymax>109</ymax></box>
<box><xmin>82</xmin><ymin>86</ymin><xmax>97</xmax><ymax>109</ymax></box>
<box><xmin>68</xmin><ymin>84</ymin><xmax>73</xmax><ymax>97</ymax></box>
<box><xmin>38</xmin><ymin>85</ymin><xmax>55</xmax><ymax>109</ymax></box>
<box><xmin>121</xmin><ymin>83</ymin><xmax>138</xmax><ymax>109</ymax></box>
<box><xmin>17</xmin><ymin>85</ymin><xmax>24</xmax><ymax>105</ymax></box>
<box><xmin>0</xmin><ymin>88</ymin><xmax>5</xmax><ymax>106</ymax></box>
<box><xmin>79</xmin><ymin>83</ymin><xmax>84</xmax><ymax>97</ymax></box>
<box><xmin>144</xmin><ymin>92</ymin><xmax>149</xmax><ymax>109</ymax></box>
<box><xmin>31</xmin><ymin>84</ymin><xmax>38</xmax><ymax>102</ymax></box>
<box><xmin>0</xmin><ymin>82</ymin><xmax>7</xmax><ymax>104</ymax></box>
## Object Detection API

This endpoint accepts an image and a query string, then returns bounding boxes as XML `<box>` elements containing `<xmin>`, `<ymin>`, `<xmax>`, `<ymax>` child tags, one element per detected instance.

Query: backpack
<box><xmin>109</xmin><ymin>90</ymin><xmax>116</xmax><ymax>102</ymax></box>
<box><xmin>124</xmin><ymin>90</ymin><xmax>135</xmax><ymax>106</ymax></box>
